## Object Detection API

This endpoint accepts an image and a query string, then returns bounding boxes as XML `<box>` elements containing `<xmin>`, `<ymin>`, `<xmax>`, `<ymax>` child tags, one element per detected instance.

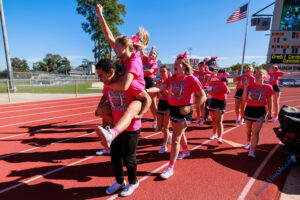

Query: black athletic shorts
<box><xmin>244</xmin><ymin>106</ymin><xmax>266</xmax><ymax>122</ymax></box>
<box><xmin>272</xmin><ymin>85</ymin><xmax>280</xmax><ymax>94</ymax></box>
<box><xmin>234</xmin><ymin>89</ymin><xmax>244</xmax><ymax>99</ymax></box>
<box><xmin>168</xmin><ymin>105</ymin><xmax>193</xmax><ymax>124</ymax></box>
<box><xmin>208</xmin><ymin>98</ymin><xmax>226</xmax><ymax>113</ymax></box>
<box><xmin>157</xmin><ymin>100</ymin><xmax>169</xmax><ymax>115</ymax></box>
<box><xmin>144</xmin><ymin>77</ymin><xmax>155</xmax><ymax>89</ymax></box>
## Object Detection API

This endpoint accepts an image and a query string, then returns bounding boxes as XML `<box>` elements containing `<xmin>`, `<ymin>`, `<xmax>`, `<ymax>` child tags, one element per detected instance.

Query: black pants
<box><xmin>110</xmin><ymin>129</ymin><xmax>140</xmax><ymax>184</ymax></box>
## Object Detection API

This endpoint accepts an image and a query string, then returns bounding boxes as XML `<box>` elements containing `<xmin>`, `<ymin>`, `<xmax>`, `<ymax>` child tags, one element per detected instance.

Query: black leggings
<box><xmin>110</xmin><ymin>129</ymin><xmax>140</xmax><ymax>184</ymax></box>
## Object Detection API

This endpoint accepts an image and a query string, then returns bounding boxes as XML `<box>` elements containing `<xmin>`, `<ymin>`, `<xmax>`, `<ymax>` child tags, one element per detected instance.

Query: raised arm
<box><xmin>233</xmin><ymin>70</ymin><xmax>239</xmax><ymax>82</ymax></box>
<box><xmin>95</xmin><ymin>4</ymin><xmax>116</xmax><ymax>49</ymax></box>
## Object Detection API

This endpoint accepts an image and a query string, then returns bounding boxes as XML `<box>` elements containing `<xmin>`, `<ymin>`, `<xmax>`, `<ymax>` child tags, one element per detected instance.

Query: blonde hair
<box><xmin>271</xmin><ymin>64</ymin><xmax>279</xmax><ymax>71</ymax></box>
<box><xmin>257</xmin><ymin>69</ymin><xmax>267</xmax><ymax>78</ymax></box>
<box><xmin>246</xmin><ymin>64</ymin><xmax>254</xmax><ymax>72</ymax></box>
<box><xmin>115</xmin><ymin>35</ymin><xmax>145</xmax><ymax>52</ymax></box>
<box><xmin>176</xmin><ymin>57</ymin><xmax>193</xmax><ymax>75</ymax></box>
<box><xmin>136</xmin><ymin>27</ymin><xmax>149</xmax><ymax>47</ymax></box>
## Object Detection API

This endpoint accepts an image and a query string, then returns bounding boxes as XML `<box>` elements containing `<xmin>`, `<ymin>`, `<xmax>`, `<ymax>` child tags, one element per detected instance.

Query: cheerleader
<box><xmin>207</xmin><ymin>69</ymin><xmax>229</xmax><ymax>144</ymax></box>
<box><xmin>156</xmin><ymin>65</ymin><xmax>172</xmax><ymax>153</ymax></box>
<box><xmin>242</xmin><ymin>69</ymin><xmax>274</xmax><ymax>158</ymax></box>
<box><xmin>194</xmin><ymin>61</ymin><xmax>212</xmax><ymax>125</ymax></box>
<box><xmin>143</xmin><ymin>46</ymin><xmax>159</xmax><ymax>129</ymax></box>
<box><xmin>95</xmin><ymin>59</ymin><xmax>151</xmax><ymax>196</ymax></box>
<box><xmin>267</xmin><ymin>65</ymin><xmax>284</xmax><ymax>122</ymax></box>
<box><xmin>147</xmin><ymin>52</ymin><xmax>207</xmax><ymax>179</ymax></box>
<box><xmin>233</xmin><ymin>65</ymin><xmax>255</xmax><ymax>125</ymax></box>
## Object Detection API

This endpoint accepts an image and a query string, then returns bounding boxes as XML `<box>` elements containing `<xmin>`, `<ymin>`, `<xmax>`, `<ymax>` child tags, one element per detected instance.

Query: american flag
<box><xmin>226</xmin><ymin>4</ymin><xmax>248</xmax><ymax>23</ymax></box>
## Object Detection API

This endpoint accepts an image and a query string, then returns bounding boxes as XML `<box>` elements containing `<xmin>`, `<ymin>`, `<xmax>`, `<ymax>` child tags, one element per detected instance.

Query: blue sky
<box><xmin>0</xmin><ymin>0</ymin><xmax>275</xmax><ymax>71</ymax></box>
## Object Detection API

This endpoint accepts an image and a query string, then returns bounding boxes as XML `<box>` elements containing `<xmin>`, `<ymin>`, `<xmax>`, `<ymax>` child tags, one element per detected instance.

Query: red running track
<box><xmin>0</xmin><ymin>89</ymin><xmax>299</xmax><ymax>200</ymax></box>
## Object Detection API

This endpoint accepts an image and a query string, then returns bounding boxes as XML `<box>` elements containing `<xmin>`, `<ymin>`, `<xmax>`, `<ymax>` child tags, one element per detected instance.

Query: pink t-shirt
<box><xmin>268</xmin><ymin>71</ymin><xmax>284</xmax><ymax>85</ymax></box>
<box><xmin>164</xmin><ymin>75</ymin><xmax>203</xmax><ymax>106</ymax></box>
<box><xmin>103</xmin><ymin>79</ymin><xmax>144</xmax><ymax>131</ymax></box>
<box><xmin>246</xmin><ymin>83</ymin><xmax>275</xmax><ymax>107</ymax></box>
<box><xmin>121</xmin><ymin>52</ymin><xmax>145</xmax><ymax>88</ymax></box>
<box><xmin>194</xmin><ymin>70</ymin><xmax>212</xmax><ymax>87</ymax></box>
<box><xmin>211</xmin><ymin>81</ymin><xmax>229</xmax><ymax>101</ymax></box>
<box><xmin>156</xmin><ymin>78</ymin><xmax>168</xmax><ymax>100</ymax></box>
<box><xmin>236</xmin><ymin>74</ymin><xmax>255</xmax><ymax>89</ymax></box>
<box><xmin>142</xmin><ymin>56</ymin><xmax>158</xmax><ymax>79</ymax></box>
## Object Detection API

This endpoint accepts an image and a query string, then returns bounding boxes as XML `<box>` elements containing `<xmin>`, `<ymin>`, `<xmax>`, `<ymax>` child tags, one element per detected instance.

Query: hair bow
<box><xmin>217</xmin><ymin>72</ymin><xmax>229</xmax><ymax>79</ymax></box>
<box><xmin>130</xmin><ymin>35</ymin><xmax>140</xmax><ymax>45</ymax></box>
<box><xmin>203</xmin><ymin>57</ymin><xmax>209</xmax><ymax>62</ymax></box>
<box><xmin>177</xmin><ymin>51</ymin><xmax>188</xmax><ymax>58</ymax></box>
<box><xmin>211</xmin><ymin>56</ymin><xmax>218</xmax><ymax>60</ymax></box>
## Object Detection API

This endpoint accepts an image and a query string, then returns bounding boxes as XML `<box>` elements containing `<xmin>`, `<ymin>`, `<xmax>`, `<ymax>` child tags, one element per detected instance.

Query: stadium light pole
<box><xmin>0</xmin><ymin>0</ymin><xmax>15</xmax><ymax>91</ymax></box>
<box><xmin>188</xmin><ymin>47</ymin><xmax>192</xmax><ymax>59</ymax></box>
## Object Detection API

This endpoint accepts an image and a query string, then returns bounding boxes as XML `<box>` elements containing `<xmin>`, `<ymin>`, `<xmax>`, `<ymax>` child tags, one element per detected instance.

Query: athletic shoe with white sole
<box><xmin>217</xmin><ymin>137</ymin><xmax>223</xmax><ymax>144</ymax></box>
<box><xmin>238</xmin><ymin>118</ymin><xmax>244</xmax><ymax>126</ymax></box>
<box><xmin>119</xmin><ymin>181</ymin><xmax>139</xmax><ymax>197</ymax></box>
<box><xmin>105</xmin><ymin>180</ymin><xmax>126</xmax><ymax>195</ymax></box>
<box><xmin>244</xmin><ymin>142</ymin><xmax>250</xmax><ymax>150</ymax></box>
<box><xmin>96</xmin><ymin>148</ymin><xmax>110</xmax><ymax>155</ymax></box>
<box><xmin>270</xmin><ymin>116</ymin><xmax>278</xmax><ymax>123</ymax></box>
<box><xmin>209</xmin><ymin>133</ymin><xmax>217</xmax><ymax>140</ymax></box>
<box><xmin>158</xmin><ymin>145</ymin><xmax>167</xmax><ymax>154</ymax></box>
<box><xmin>160</xmin><ymin>167</ymin><xmax>174</xmax><ymax>179</ymax></box>
<box><xmin>248</xmin><ymin>149</ymin><xmax>256</xmax><ymax>158</ymax></box>
<box><xmin>95</xmin><ymin>126</ymin><xmax>116</xmax><ymax>148</ymax></box>
<box><xmin>177</xmin><ymin>151</ymin><xmax>190</xmax><ymax>160</ymax></box>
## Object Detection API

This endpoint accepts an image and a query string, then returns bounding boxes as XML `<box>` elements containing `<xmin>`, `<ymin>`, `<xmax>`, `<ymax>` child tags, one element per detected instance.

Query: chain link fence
<box><xmin>0</xmin><ymin>72</ymin><xmax>102</xmax><ymax>103</ymax></box>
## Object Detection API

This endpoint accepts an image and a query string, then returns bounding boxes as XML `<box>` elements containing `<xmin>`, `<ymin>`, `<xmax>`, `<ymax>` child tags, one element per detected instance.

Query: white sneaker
<box><xmin>96</xmin><ymin>148</ymin><xmax>110</xmax><ymax>155</ymax></box>
<box><xmin>105</xmin><ymin>180</ymin><xmax>126</xmax><ymax>195</ymax></box>
<box><xmin>270</xmin><ymin>116</ymin><xmax>278</xmax><ymax>123</ymax></box>
<box><xmin>217</xmin><ymin>137</ymin><xmax>223</xmax><ymax>144</ymax></box>
<box><xmin>236</xmin><ymin>116</ymin><xmax>241</xmax><ymax>124</ymax></box>
<box><xmin>209</xmin><ymin>133</ymin><xmax>217</xmax><ymax>140</ymax></box>
<box><xmin>248</xmin><ymin>149</ymin><xmax>256</xmax><ymax>158</ymax></box>
<box><xmin>167</xmin><ymin>134</ymin><xmax>172</xmax><ymax>144</ymax></box>
<box><xmin>160</xmin><ymin>167</ymin><xmax>174</xmax><ymax>179</ymax></box>
<box><xmin>152</xmin><ymin>120</ymin><xmax>157</xmax><ymax>129</ymax></box>
<box><xmin>177</xmin><ymin>151</ymin><xmax>190</xmax><ymax>160</ymax></box>
<box><xmin>198</xmin><ymin>119</ymin><xmax>205</xmax><ymax>126</ymax></box>
<box><xmin>95</xmin><ymin>126</ymin><xmax>116</xmax><ymax>148</ymax></box>
<box><xmin>238</xmin><ymin>118</ymin><xmax>244</xmax><ymax>126</ymax></box>
<box><xmin>158</xmin><ymin>145</ymin><xmax>167</xmax><ymax>154</ymax></box>
<box><xmin>194</xmin><ymin>118</ymin><xmax>201</xmax><ymax>124</ymax></box>
<box><xmin>119</xmin><ymin>181</ymin><xmax>139</xmax><ymax>197</ymax></box>
<box><xmin>244</xmin><ymin>142</ymin><xmax>250</xmax><ymax>150</ymax></box>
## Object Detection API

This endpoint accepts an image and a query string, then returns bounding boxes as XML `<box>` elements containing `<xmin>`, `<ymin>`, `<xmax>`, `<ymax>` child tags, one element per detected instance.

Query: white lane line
<box><xmin>106</xmin><ymin>126</ymin><xmax>242</xmax><ymax>200</ymax></box>
<box><xmin>0</xmin><ymin>96</ymin><xmax>100</xmax><ymax>109</ymax></box>
<box><xmin>0</xmin><ymin>111</ymin><xmax>93</xmax><ymax>128</ymax></box>
<box><xmin>0</xmin><ymin>100</ymin><xmax>99</xmax><ymax>114</ymax></box>
<box><xmin>0</xmin><ymin>105</ymin><xmax>96</xmax><ymax>120</ymax></box>
<box><xmin>0</xmin><ymin>155</ymin><xmax>96</xmax><ymax>195</ymax></box>
<box><xmin>0</xmin><ymin>118</ymin><xmax>99</xmax><ymax>140</ymax></box>
<box><xmin>237</xmin><ymin>143</ymin><xmax>281</xmax><ymax>200</ymax></box>
<box><xmin>0</xmin><ymin>132</ymin><xmax>95</xmax><ymax>159</ymax></box>
<box><xmin>0</xmin><ymin>131</ymin><xmax>162</xmax><ymax>194</ymax></box>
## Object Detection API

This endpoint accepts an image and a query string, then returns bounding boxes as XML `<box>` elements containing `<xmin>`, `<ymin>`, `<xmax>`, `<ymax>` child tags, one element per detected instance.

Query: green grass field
<box><xmin>0</xmin><ymin>81</ymin><xmax>101</xmax><ymax>94</ymax></box>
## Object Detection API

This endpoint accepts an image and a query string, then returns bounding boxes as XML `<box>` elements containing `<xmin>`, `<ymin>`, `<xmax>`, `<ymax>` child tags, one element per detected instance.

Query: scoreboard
<box><xmin>267</xmin><ymin>0</ymin><xmax>300</xmax><ymax>71</ymax></box>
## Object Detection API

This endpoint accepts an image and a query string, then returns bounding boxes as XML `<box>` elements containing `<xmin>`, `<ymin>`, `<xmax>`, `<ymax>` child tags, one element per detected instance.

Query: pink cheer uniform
<box><xmin>103</xmin><ymin>79</ymin><xmax>144</xmax><ymax>131</ymax></box>
<box><xmin>234</xmin><ymin>74</ymin><xmax>255</xmax><ymax>99</ymax></box>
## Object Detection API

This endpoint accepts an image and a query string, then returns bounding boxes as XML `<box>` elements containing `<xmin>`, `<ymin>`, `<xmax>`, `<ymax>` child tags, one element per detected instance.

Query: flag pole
<box><xmin>240</xmin><ymin>0</ymin><xmax>251</xmax><ymax>75</ymax></box>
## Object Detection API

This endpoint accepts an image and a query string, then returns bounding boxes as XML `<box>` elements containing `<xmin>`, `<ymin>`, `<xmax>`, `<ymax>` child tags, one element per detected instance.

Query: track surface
<box><xmin>0</xmin><ymin>89</ymin><xmax>299</xmax><ymax>200</ymax></box>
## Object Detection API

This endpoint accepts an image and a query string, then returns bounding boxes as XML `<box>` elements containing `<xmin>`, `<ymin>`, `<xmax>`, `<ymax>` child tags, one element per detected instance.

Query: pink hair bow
<box><xmin>211</xmin><ymin>56</ymin><xmax>218</xmax><ymax>60</ymax></box>
<box><xmin>217</xmin><ymin>72</ymin><xmax>229</xmax><ymax>79</ymax></box>
<box><xmin>177</xmin><ymin>51</ymin><xmax>188</xmax><ymax>58</ymax></box>
<box><xmin>203</xmin><ymin>57</ymin><xmax>209</xmax><ymax>62</ymax></box>
<box><xmin>131</xmin><ymin>35</ymin><xmax>140</xmax><ymax>45</ymax></box>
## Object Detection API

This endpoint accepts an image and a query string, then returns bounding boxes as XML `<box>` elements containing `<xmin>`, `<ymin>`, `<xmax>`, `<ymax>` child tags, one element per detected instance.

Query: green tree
<box><xmin>76</xmin><ymin>0</ymin><xmax>126</xmax><ymax>61</ymax></box>
<box><xmin>11</xmin><ymin>57</ymin><xmax>30</xmax><ymax>72</ymax></box>
<box><xmin>32</xmin><ymin>54</ymin><xmax>71</xmax><ymax>74</ymax></box>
